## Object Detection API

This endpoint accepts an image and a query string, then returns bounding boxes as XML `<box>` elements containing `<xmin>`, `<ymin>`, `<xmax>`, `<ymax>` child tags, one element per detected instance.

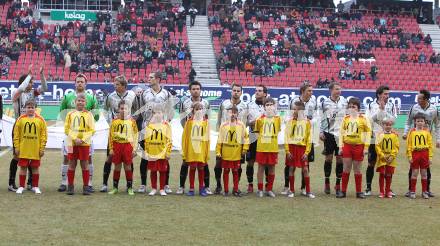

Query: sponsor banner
<box><xmin>0</xmin><ymin>81</ymin><xmax>439</xmax><ymax>111</ymax></box>
<box><xmin>50</xmin><ymin>10</ymin><xmax>97</xmax><ymax>21</ymax></box>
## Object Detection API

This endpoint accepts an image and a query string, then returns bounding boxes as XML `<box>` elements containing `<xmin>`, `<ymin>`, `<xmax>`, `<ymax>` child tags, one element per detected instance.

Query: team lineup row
<box><xmin>8</xmin><ymin>66</ymin><xmax>440</xmax><ymax>199</ymax></box>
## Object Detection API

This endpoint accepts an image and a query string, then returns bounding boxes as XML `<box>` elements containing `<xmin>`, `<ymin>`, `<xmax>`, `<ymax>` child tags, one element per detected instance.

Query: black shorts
<box><xmin>322</xmin><ymin>132</ymin><xmax>340</xmax><ymax>156</ymax></box>
<box><xmin>367</xmin><ymin>144</ymin><xmax>377</xmax><ymax>164</ymax></box>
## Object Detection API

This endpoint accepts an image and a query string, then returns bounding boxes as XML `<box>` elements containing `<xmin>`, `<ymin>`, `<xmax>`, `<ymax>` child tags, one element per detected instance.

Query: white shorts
<box><xmin>62</xmin><ymin>138</ymin><xmax>94</xmax><ymax>156</ymax></box>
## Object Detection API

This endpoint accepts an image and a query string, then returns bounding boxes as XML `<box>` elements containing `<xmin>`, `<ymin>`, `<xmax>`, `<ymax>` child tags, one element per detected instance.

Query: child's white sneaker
<box><xmin>32</xmin><ymin>187</ymin><xmax>42</xmax><ymax>194</ymax></box>
<box><xmin>160</xmin><ymin>189</ymin><xmax>167</xmax><ymax>196</ymax></box>
<box><xmin>176</xmin><ymin>187</ymin><xmax>184</xmax><ymax>194</ymax></box>
<box><xmin>306</xmin><ymin>192</ymin><xmax>316</xmax><ymax>199</ymax></box>
<box><xmin>280</xmin><ymin>187</ymin><xmax>289</xmax><ymax>195</ymax></box>
<box><xmin>148</xmin><ymin>189</ymin><xmax>157</xmax><ymax>196</ymax></box>
<box><xmin>16</xmin><ymin>187</ymin><xmax>24</xmax><ymax>194</ymax></box>
<box><xmin>287</xmin><ymin>191</ymin><xmax>295</xmax><ymax>198</ymax></box>
<box><xmin>164</xmin><ymin>185</ymin><xmax>172</xmax><ymax>194</ymax></box>
<box><xmin>267</xmin><ymin>191</ymin><xmax>276</xmax><ymax>198</ymax></box>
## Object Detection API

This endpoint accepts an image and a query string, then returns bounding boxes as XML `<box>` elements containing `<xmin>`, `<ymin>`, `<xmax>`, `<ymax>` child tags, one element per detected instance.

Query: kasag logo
<box><xmin>65</xmin><ymin>11</ymin><xmax>86</xmax><ymax>21</ymax></box>
<box><xmin>116</xmin><ymin>124</ymin><xmax>128</xmax><ymax>136</ymax></box>
<box><xmin>150</xmin><ymin>129</ymin><xmax>163</xmax><ymax>141</ymax></box>
<box><xmin>24</xmin><ymin>122</ymin><xmax>36</xmax><ymax>135</ymax></box>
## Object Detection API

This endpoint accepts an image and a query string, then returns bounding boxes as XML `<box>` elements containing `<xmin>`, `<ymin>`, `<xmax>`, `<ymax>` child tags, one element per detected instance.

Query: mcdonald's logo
<box><xmin>382</xmin><ymin>137</ymin><xmax>393</xmax><ymax>151</ymax></box>
<box><xmin>24</xmin><ymin>122</ymin><xmax>36</xmax><ymax>135</ymax></box>
<box><xmin>225</xmin><ymin>130</ymin><xmax>237</xmax><ymax>143</ymax></box>
<box><xmin>192</xmin><ymin>125</ymin><xmax>204</xmax><ymax>137</ymax></box>
<box><xmin>116</xmin><ymin>124</ymin><xmax>128</xmax><ymax>136</ymax></box>
<box><xmin>292</xmin><ymin>124</ymin><xmax>304</xmax><ymax>138</ymax></box>
<box><xmin>414</xmin><ymin>134</ymin><xmax>426</xmax><ymax>146</ymax></box>
<box><xmin>73</xmin><ymin>115</ymin><xmax>86</xmax><ymax>128</ymax></box>
<box><xmin>347</xmin><ymin>122</ymin><xmax>359</xmax><ymax>134</ymax></box>
<box><xmin>263</xmin><ymin>122</ymin><xmax>276</xmax><ymax>135</ymax></box>
<box><xmin>151</xmin><ymin>129</ymin><xmax>163</xmax><ymax>141</ymax></box>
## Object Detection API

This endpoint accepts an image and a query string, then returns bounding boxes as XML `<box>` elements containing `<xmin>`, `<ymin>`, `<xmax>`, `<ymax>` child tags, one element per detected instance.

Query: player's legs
<box><xmin>58</xmin><ymin>155</ymin><xmax>69</xmax><ymax>192</ymax></box>
<box><xmin>421</xmin><ymin>168</ymin><xmax>428</xmax><ymax>196</ymax></box>
<box><xmin>288</xmin><ymin>166</ymin><xmax>295</xmax><ymax>194</ymax></box>
<box><xmin>385</xmin><ymin>166</ymin><xmax>394</xmax><ymax>198</ymax></box>
<box><xmin>139</xmin><ymin>158</ymin><xmax>148</xmax><ymax>192</ymax></box>
<box><xmin>232</xmin><ymin>167</ymin><xmax>240</xmax><ymax>195</ymax></box>
<box><xmin>337</xmin><ymin>157</ymin><xmax>353</xmax><ymax>198</ymax></box>
<box><xmin>164</xmin><ymin>161</ymin><xmax>172</xmax><ymax>194</ymax></box>
<box><xmin>80</xmin><ymin>160</ymin><xmax>91</xmax><ymax>195</ymax></box>
<box><xmin>101</xmin><ymin>148</ymin><xmax>112</xmax><ymax>192</ymax></box>
<box><xmin>335</xmin><ymin>155</ymin><xmax>343</xmax><ymax>192</ymax></box>
<box><xmin>256</xmin><ymin>164</ymin><xmax>265</xmax><ymax>193</ymax></box>
<box><xmin>281</xmin><ymin>164</ymin><xmax>290</xmax><ymax>194</ymax></box>
<box><xmin>302</xmin><ymin>166</ymin><xmax>314</xmax><ymax>198</ymax></box>
<box><xmin>8</xmin><ymin>157</ymin><xmax>19</xmax><ymax>191</ymax></box>
<box><xmin>88</xmin><ymin>156</ymin><xmax>94</xmax><ymax>192</ymax></box>
<box><xmin>377</xmin><ymin>166</ymin><xmax>386</xmax><ymax>196</ymax></box>
<box><xmin>178</xmin><ymin>161</ymin><xmax>189</xmax><ymax>194</ymax></box>
<box><xmin>67</xmin><ymin>159</ymin><xmax>78</xmax><ymax>195</ymax></box>
<box><xmin>138</xmin><ymin>140</ymin><xmax>148</xmax><ymax>193</ymax></box>
<box><xmin>30</xmin><ymin>167</ymin><xmax>41</xmax><ymax>194</ymax></box>
<box><xmin>214</xmin><ymin>157</ymin><xmax>222</xmax><ymax>194</ymax></box>
<box><xmin>188</xmin><ymin>166</ymin><xmax>196</xmax><ymax>194</ymax></box>
<box><xmin>427</xmin><ymin>167</ymin><xmax>433</xmax><ymax>197</ymax></box>
<box><xmin>203</xmin><ymin>165</ymin><xmax>211</xmax><ymax>194</ymax></box>
<box><xmin>110</xmin><ymin>164</ymin><xmax>122</xmax><ymax>192</ymax></box>
<box><xmin>323</xmin><ymin>154</ymin><xmax>333</xmax><ymax>194</ymax></box>
<box><xmin>198</xmin><ymin>165</ymin><xmax>206</xmax><ymax>196</ymax></box>
<box><xmin>365</xmin><ymin>144</ymin><xmax>377</xmax><ymax>195</ymax></box>
<box><xmin>124</xmin><ymin>163</ymin><xmax>134</xmax><ymax>195</ymax></box>
<box><xmin>18</xmin><ymin>166</ymin><xmax>27</xmax><ymax>189</ymax></box>
<box><xmin>223</xmin><ymin>168</ymin><xmax>230</xmax><ymax>194</ymax></box>
<box><xmin>353</xmin><ymin>160</ymin><xmax>364</xmax><ymax>197</ymax></box>
<box><xmin>266</xmin><ymin>165</ymin><xmax>275</xmax><ymax>197</ymax></box>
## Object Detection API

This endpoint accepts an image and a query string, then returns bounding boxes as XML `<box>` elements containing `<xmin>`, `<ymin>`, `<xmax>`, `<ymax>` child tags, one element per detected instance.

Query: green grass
<box><xmin>0</xmin><ymin>136</ymin><xmax>440</xmax><ymax>245</ymax></box>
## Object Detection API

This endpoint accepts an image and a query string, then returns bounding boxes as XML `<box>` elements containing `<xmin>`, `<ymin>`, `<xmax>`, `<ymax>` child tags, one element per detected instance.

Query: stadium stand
<box><xmin>209</xmin><ymin>2</ymin><xmax>440</xmax><ymax>91</ymax></box>
<box><xmin>0</xmin><ymin>0</ymin><xmax>191</xmax><ymax>84</ymax></box>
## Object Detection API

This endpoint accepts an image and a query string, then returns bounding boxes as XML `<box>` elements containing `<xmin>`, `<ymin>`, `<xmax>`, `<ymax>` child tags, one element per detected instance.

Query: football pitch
<box><xmin>0</xmin><ymin>139</ymin><xmax>439</xmax><ymax>245</ymax></box>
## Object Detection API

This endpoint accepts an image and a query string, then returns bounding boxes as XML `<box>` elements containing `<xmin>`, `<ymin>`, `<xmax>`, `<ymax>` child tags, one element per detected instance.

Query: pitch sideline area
<box><xmin>0</xmin><ymin>139</ymin><xmax>439</xmax><ymax>245</ymax></box>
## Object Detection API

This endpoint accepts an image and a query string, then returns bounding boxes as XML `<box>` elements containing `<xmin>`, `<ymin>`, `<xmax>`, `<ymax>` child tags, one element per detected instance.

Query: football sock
<box><xmin>204</xmin><ymin>165</ymin><xmax>210</xmax><ymax>188</ymax></box>
<box><xmin>379</xmin><ymin>173</ymin><xmax>385</xmax><ymax>194</ymax></box>
<box><xmin>215</xmin><ymin>165</ymin><xmax>222</xmax><ymax>188</ymax></box>
<box><xmin>82</xmin><ymin>170</ymin><xmax>90</xmax><ymax>187</ymax></box>
<box><xmin>140</xmin><ymin>159</ymin><xmax>148</xmax><ymax>186</ymax></box>
<box><xmin>179</xmin><ymin>162</ymin><xmax>189</xmax><ymax>188</ymax></box>
<box><xmin>32</xmin><ymin>174</ymin><xmax>39</xmax><ymax>188</ymax></box>
<box><xmin>341</xmin><ymin>172</ymin><xmax>350</xmax><ymax>193</ymax></box>
<box><xmin>410</xmin><ymin>178</ymin><xmax>417</xmax><ymax>192</ymax></box>
<box><xmin>198</xmin><ymin>168</ymin><xmax>205</xmax><ymax>190</ymax></box>
<box><xmin>284</xmin><ymin>165</ymin><xmax>289</xmax><ymax>188</ymax></box>
<box><xmin>113</xmin><ymin>170</ymin><xmax>121</xmax><ymax>189</ymax></box>
<box><xmin>366</xmin><ymin>165</ymin><xmax>374</xmax><ymax>190</ymax></box>
<box><xmin>289</xmin><ymin>175</ymin><xmax>295</xmax><ymax>192</ymax></box>
<box><xmin>102</xmin><ymin>161</ymin><xmax>111</xmax><ymax>186</ymax></box>
<box><xmin>385</xmin><ymin>174</ymin><xmax>392</xmax><ymax>195</ymax></box>
<box><xmin>67</xmin><ymin>169</ymin><xmax>75</xmax><ymax>186</ymax></box>
<box><xmin>427</xmin><ymin>168</ymin><xmax>431</xmax><ymax>192</ymax></box>
<box><xmin>267</xmin><ymin>174</ymin><xmax>275</xmax><ymax>191</ymax></box>
<box><xmin>223</xmin><ymin>168</ymin><xmax>230</xmax><ymax>193</ymax></box>
<box><xmin>165</xmin><ymin>162</ymin><xmax>170</xmax><ymax>186</ymax></box>
<box><xmin>246</xmin><ymin>165</ymin><xmax>254</xmax><ymax>184</ymax></box>
<box><xmin>324</xmin><ymin>160</ymin><xmax>332</xmax><ymax>185</ymax></box>
<box><xmin>125</xmin><ymin>169</ymin><xmax>133</xmax><ymax>189</ymax></box>
<box><xmin>159</xmin><ymin>172</ymin><xmax>166</xmax><ymax>190</ymax></box>
<box><xmin>9</xmin><ymin>159</ymin><xmax>18</xmax><ymax>186</ymax></box>
<box><xmin>422</xmin><ymin>178</ymin><xmax>428</xmax><ymax>193</ymax></box>
<box><xmin>61</xmin><ymin>164</ymin><xmax>68</xmax><ymax>185</ymax></box>
<box><xmin>189</xmin><ymin>168</ymin><xmax>196</xmax><ymax>190</ymax></box>
<box><xmin>19</xmin><ymin>174</ymin><xmax>26</xmax><ymax>188</ymax></box>
<box><xmin>304</xmin><ymin>176</ymin><xmax>311</xmax><ymax>193</ymax></box>
<box><xmin>335</xmin><ymin>161</ymin><xmax>343</xmax><ymax>186</ymax></box>
<box><xmin>232</xmin><ymin>169</ymin><xmax>239</xmax><ymax>192</ymax></box>
<box><xmin>354</xmin><ymin>173</ymin><xmax>362</xmax><ymax>193</ymax></box>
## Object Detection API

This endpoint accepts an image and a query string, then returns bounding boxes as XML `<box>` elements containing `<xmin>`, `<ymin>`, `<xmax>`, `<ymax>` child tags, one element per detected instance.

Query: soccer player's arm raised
<box><xmin>13</xmin><ymin>65</ymin><xmax>32</xmax><ymax>102</ymax></box>
<box><xmin>36</xmin><ymin>65</ymin><xmax>48</xmax><ymax>94</ymax></box>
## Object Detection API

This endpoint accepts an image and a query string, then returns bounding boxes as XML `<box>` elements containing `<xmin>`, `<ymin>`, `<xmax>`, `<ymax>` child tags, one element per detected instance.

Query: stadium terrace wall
<box><xmin>0</xmin><ymin>81</ymin><xmax>438</xmax><ymax>112</ymax></box>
